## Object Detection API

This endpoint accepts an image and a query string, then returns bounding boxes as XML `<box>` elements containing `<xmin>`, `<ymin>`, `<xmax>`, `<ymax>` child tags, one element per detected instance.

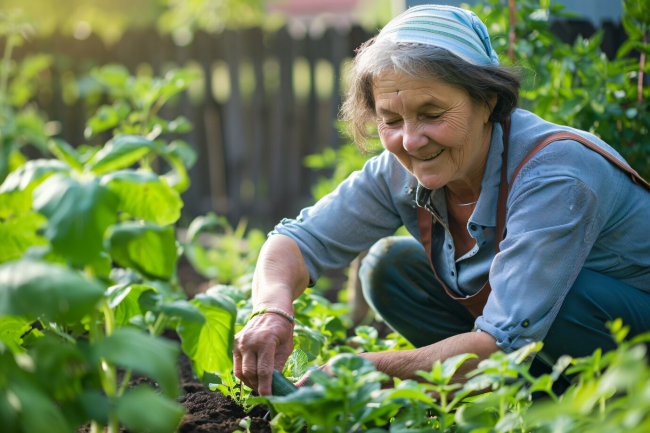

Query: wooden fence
<box><xmin>13</xmin><ymin>19</ymin><xmax>627</xmax><ymax>229</ymax></box>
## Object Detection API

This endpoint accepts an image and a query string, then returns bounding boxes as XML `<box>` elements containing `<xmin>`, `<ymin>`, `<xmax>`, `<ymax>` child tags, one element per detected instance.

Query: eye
<box><xmin>423</xmin><ymin>113</ymin><xmax>442</xmax><ymax>120</ymax></box>
<box><xmin>383</xmin><ymin>118</ymin><xmax>402</xmax><ymax>126</ymax></box>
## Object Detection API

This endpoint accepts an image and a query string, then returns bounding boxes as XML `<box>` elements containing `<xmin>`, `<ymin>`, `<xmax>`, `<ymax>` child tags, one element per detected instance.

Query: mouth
<box><xmin>417</xmin><ymin>149</ymin><xmax>444</xmax><ymax>161</ymax></box>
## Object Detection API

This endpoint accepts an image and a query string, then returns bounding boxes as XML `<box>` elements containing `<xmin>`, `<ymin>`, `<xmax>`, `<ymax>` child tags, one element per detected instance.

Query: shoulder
<box><xmin>507</xmin><ymin>109</ymin><xmax>629</xmax><ymax>197</ymax></box>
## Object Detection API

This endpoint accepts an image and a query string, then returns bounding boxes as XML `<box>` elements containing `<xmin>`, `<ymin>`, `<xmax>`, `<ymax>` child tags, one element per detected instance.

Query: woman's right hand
<box><xmin>233</xmin><ymin>310</ymin><xmax>295</xmax><ymax>396</ymax></box>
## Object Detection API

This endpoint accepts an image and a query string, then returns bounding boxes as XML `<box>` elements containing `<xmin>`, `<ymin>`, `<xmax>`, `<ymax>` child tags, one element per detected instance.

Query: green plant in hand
<box><xmin>251</xmin><ymin>354</ymin><xmax>399</xmax><ymax>433</ymax></box>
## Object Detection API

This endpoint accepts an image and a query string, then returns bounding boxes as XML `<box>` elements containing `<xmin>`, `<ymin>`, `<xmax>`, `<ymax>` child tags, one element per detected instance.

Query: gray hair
<box><xmin>340</xmin><ymin>37</ymin><xmax>522</xmax><ymax>150</ymax></box>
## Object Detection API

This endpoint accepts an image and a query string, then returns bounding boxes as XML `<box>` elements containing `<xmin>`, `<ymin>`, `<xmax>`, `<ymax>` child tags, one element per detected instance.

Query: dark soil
<box><xmin>178</xmin><ymin>391</ymin><xmax>271</xmax><ymax>433</ymax></box>
<box><xmin>78</xmin><ymin>339</ymin><xmax>271</xmax><ymax>433</ymax></box>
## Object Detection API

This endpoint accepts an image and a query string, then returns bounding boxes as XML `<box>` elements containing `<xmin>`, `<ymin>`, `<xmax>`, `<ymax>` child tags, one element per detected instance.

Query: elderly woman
<box><xmin>234</xmin><ymin>5</ymin><xmax>650</xmax><ymax>395</ymax></box>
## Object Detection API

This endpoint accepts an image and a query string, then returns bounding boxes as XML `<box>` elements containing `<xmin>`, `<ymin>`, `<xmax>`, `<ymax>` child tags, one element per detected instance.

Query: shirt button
<box><xmin>470</xmin><ymin>224</ymin><xmax>477</xmax><ymax>231</ymax></box>
<box><xmin>522</xmin><ymin>319</ymin><xmax>530</xmax><ymax>328</ymax></box>
<box><xmin>451</xmin><ymin>271</ymin><xmax>455</xmax><ymax>276</ymax></box>
<box><xmin>447</xmin><ymin>244</ymin><xmax>452</xmax><ymax>250</ymax></box>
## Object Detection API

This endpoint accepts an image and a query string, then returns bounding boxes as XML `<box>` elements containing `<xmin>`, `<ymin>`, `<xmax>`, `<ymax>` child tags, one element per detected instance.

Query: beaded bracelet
<box><xmin>247</xmin><ymin>307</ymin><xmax>295</xmax><ymax>324</ymax></box>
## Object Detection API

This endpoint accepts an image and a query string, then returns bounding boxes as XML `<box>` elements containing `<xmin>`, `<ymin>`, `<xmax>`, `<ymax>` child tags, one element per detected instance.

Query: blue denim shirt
<box><xmin>272</xmin><ymin>109</ymin><xmax>650</xmax><ymax>353</ymax></box>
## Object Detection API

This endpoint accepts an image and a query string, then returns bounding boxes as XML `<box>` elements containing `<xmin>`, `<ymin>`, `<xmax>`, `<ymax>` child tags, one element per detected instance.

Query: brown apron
<box><xmin>416</xmin><ymin>117</ymin><xmax>650</xmax><ymax>318</ymax></box>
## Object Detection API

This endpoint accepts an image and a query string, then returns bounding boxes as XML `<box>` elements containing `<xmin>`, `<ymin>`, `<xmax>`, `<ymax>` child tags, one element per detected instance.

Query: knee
<box><xmin>359</xmin><ymin>236</ymin><xmax>425</xmax><ymax>309</ymax></box>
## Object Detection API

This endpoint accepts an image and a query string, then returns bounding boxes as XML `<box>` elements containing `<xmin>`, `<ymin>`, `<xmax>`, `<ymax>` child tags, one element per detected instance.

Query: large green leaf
<box><xmin>116</xmin><ymin>385</ymin><xmax>185</xmax><ymax>433</ymax></box>
<box><xmin>176</xmin><ymin>293</ymin><xmax>236</xmax><ymax>377</ymax></box>
<box><xmin>0</xmin><ymin>159</ymin><xmax>70</xmax><ymax>194</ymax></box>
<box><xmin>10</xmin><ymin>379</ymin><xmax>71</xmax><ymax>433</ymax></box>
<box><xmin>106</xmin><ymin>222</ymin><xmax>177</xmax><ymax>280</ymax></box>
<box><xmin>33</xmin><ymin>175</ymin><xmax>118</xmax><ymax>265</ymax></box>
<box><xmin>0</xmin><ymin>260</ymin><xmax>104</xmax><ymax>323</ymax></box>
<box><xmin>107</xmin><ymin>283</ymin><xmax>157</xmax><ymax>326</ymax></box>
<box><xmin>0</xmin><ymin>190</ymin><xmax>31</xmax><ymax>220</ymax></box>
<box><xmin>100</xmin><ymin>170</ymin><xmax>182</xmax><ymax>225</ymax></box>
<box><xmin>0</xmin><ymin>211</ymin><xmax>48</xmax><ymax>263</ymax></box>
<box><xmin>93</xmin><ymin>328</ymin><xmax>180</xmax><ymax>398</ymax></box>
<box><xmin>0</xmin><ymin>316</ymin><xmax>32</xmax><ymax>353</ymax></box>
<box><xmin>48</xmin><ymin>138</ymin><xmax>83</xmax><ymax>171</ymax></box>
<box><xmin>86</xmin><ymin>135</ymin><xmax>155</xmax><ymax>175</ymax></box>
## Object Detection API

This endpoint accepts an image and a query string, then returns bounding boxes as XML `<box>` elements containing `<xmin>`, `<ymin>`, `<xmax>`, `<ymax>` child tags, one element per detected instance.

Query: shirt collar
<box><xmin>468</xmin><ymin>122</ymin><xmax>504</xmax><ymax>228</ymax></box>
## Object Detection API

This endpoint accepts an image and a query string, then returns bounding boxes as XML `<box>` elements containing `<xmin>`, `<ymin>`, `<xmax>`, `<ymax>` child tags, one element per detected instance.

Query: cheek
<box><xmin>378</xmin><ymin>125</ymin><xmax>403</xmax><ymax>154</ymax></box>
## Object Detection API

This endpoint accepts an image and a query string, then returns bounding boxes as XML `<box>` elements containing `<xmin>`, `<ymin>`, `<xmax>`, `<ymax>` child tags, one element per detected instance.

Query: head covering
<box><xmin>376</xmin><ymin>5</ymin><xmax>500</xmax><ymax>67</ymax></box>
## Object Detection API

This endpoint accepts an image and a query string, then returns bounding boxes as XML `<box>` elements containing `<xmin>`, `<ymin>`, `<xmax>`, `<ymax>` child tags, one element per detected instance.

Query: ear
<box><xmin>483</xmin><ymin>94</ymin><xmax>498</xmax><ymax>123</ymax></box>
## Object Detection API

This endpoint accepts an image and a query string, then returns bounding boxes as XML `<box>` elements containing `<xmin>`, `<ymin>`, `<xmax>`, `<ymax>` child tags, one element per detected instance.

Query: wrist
<box><xmin>248</xmin><ymin>307</ymin><xmax>295</xmax><ymax>325</ymax></box>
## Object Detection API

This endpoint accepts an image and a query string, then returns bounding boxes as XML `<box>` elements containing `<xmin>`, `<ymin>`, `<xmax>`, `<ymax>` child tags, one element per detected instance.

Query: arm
<box><xmin>233</xmin><ymin>235</ymin><xmax>310</xmax><ymax>396</ymax></box>
<box><xmin>360</xmin><ymin>331</ymin><xmax>499</xmax><ymax>384</ymax></box>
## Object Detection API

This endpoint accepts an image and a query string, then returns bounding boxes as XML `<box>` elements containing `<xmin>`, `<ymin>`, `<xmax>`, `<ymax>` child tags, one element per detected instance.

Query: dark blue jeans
<box><xmin>359</xmin><ymin>236</ymin><xmax>650</xmax><ymax>373</ymax></box>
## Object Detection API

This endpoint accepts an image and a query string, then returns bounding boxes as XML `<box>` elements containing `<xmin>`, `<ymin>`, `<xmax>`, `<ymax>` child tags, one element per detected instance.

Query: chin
<box><xmin>414</xmin><ymin>173</ymin><xmax>447</xmax><ymax>191</ymax></box>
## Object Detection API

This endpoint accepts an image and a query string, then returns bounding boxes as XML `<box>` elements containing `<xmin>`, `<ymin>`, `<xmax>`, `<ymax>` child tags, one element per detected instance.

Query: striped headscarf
<box><xmin>377</xmin><ymin>5</ymin><xmax>500</xmax><ymax>67</ymax></box>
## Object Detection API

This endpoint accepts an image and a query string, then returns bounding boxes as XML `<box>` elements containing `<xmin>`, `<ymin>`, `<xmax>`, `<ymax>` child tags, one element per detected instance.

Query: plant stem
<box><xmin>118</xmin><ymin>369</ymin><xmax>132</xmax><ymax>397</ymax></box>
<box><xmin>639</xmin><ymin>27</ymin><xmax>646</xmax><ymax>104</ymax></box>
<box><xmin>150</xmin><ymin>312</ymin><xmax>167</xmax><ymax>336</ymax></box>
<box><xmin>90</xmin><ymin>420</ymin><xmax>101</xmax><ymax>433</ymax></box>
<box><xmin>508</xmin><ymin>0</ymin><xmax>516</xmax><ymax>63</ymax></box>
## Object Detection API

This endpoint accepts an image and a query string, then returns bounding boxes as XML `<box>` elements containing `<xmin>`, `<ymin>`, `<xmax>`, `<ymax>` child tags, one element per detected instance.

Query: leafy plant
<box><xmin>210</xmin><ymin>372</ymin><xmax>253</xmax><ymax>411</ymax></box>
<box><xmin>184</xmin><ymin>212</ymin><xmax>266</xmax><ymax>285</ymax></box>
<box><xmin>0</xmin><ymin>65</ymin><xmax>235</xmax><ymax>432</ymax></box>
<box><xmin>0</xmin><ymin>11</ymin><xmax>55</xmax><ymax>184</ymax></box>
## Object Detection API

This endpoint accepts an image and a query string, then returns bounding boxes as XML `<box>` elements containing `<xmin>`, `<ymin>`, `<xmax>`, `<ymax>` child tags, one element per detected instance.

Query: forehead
<box><xmin>372</xmin><ymin>69</ymin><xmax>463</xmax><ymax>108</ymax></box>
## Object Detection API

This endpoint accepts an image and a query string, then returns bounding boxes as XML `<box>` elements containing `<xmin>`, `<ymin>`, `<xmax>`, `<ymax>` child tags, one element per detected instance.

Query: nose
<box><xmin>402</xmin><ymin>122</ymin><xmax>428</xmax><ymax>153</ymax></box>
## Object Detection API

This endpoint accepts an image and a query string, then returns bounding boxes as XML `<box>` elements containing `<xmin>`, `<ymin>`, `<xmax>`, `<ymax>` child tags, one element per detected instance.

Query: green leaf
<box><xmin>186</xmin><ymin>212</ymin><xmax>222</xmax><ymax>242</ymax></box>
<box><xmin>165</xmin><ymin>139</ymin><xmax>197</xmax><ymax>169</ymax></box>
<box><xmin>116</xmin><ymin>385</ymin><xmax>185</xmax><ymax>433</ymax></box>
<box><xmin>293</xmin><ymin>324</ymin><xmax>327</xmax><ymax>361</ymax></box>
<box><xmin>176</xmin><ymin>293</ymin><xmax>236</xmax><ymax>377</ymax></box>
<box><xmin>86</xmin><ymin>135</ymin><xmax>155</xmax><ymax>175</ymax></box>
<box><xmin>282</xmin><ymin>349</ymin><xmax>309</xmax><ymax>380</ymax></box>
<box><xmin>85</xmin><ymin>105</ymin><xmax>122</xmax><ymax>139</ymax></box>
<box><xmin>93</xmin><ymin>327</ymin><xmax>180</xmax><ymax>398</ymax></box>
<box><xmin>0</xmin><ymin>159</ymin><xmax>70</xmax><ymax>194</ymax></box>
<box><xmin>0</xmin><ymin>211</ymin><xmax>48</xmax><ymax>263</ymax></box>
<box><xmin>106</xmin><ymin>222</ymin><xmax>178</xmax><ymax>280</ymax></box>
<box><xmin>440</xmin><ymin>353</ymin><xmax>479</xmax><ymax>384</ymax></box>
<box><xmin>47</xmin><ymin>139</ymin><xmax>82</xmax><ymax>171</ymax></box>
<box><xmin>33</xmin><ymin>175</ymin><xmax>118</xmax><ymax>265</ymax></box>
<box><xmin>0</xmin><ymin>190</ymin><xmax>31</xmax><ymax>221</ymax></box>
<box><xmin>0</xmin><ymin>260</ymin><xmax>104</xmax><ymax>323</ymax></box>
<box><xmin>100</xmin><ymin>170</ymin><xmax>182</xmax><ymax>225</ymax></box>
<box><xmin>91</xmin><ymin>64</ymin><xmax>130</xmax><ymax>89</ymax></box>
<box><xmin>107</xmin><ymin>283</ymin><xmax>157</xmax><ymax>326</ymax></box>
<box><xmin>10</xmin><ymin>380</ymin><xmax>71</xmax><ymax>433</ymax></box>
<box><xmin>167</xmin><ymin>116</ymin><xmax>192</xmax><ymax>134</ymax></box>
<box><xmin>0</xmin><ymin>316</ymin><xmax>31</xmax><ymax>353</ymax></box>
<box><xmin>160</xmin><ymin>300</ymin><xmax>205</xmax><ymax>323</ymax></box>
<box><xmin>329</xmin><ymin>353</ymin><xmax>377</xmax><ymax>377</ymax></box>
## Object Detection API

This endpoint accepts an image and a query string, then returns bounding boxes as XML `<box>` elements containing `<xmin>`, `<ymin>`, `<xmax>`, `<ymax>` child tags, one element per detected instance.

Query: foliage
<box><xmin>467</xmin><ymin>0</ymin><xmax>650</xmax><ymax>178</ymax></box>
<box><xmin>0</xmin><ymin>67</ymin><xmax>234</xmax><ymax>433</ymax></box>
<box><xmin>0</xmin><ymin>11</ymin><xmax>56</xmax><ymax>184</ymax></box>
<box><xmin>184</xmin><ymin>212</ymin><xmax>266</xmax><ymax>285</ymax></box>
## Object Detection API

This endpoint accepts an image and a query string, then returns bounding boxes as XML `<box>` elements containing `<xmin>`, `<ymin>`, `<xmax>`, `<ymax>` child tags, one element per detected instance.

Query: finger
<box><xmin>241</xmin><ymin>352</ymin><xmax>258</xmax><ymax>391</ymax></box>
<box><xmin>233</xmin><ymin>347</ymin><xmax>244</xmax><ymax>383</ymax></box>
<box><xmin>257</xmin><ymin>347</ymin><xmax>276</xmax><ymax>396</ymax></box>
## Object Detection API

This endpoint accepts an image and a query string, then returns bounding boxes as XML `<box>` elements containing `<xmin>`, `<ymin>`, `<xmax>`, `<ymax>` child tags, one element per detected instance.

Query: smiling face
<box><xmin>374</xmin><ymin>69</ymin><xmax>494</xmax><ymax>197</ymax></box>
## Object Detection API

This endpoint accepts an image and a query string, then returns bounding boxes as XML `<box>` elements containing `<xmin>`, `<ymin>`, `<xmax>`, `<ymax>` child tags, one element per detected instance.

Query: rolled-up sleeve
<box><xmin>476</xmin><ymin>170</ymin><xmax>605</xmax><ymax>353</ymax></box>
<box><xmin>271</xmin><ymin>152</ymin><xmax>406</xmax><ymax>286</ymax></box>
